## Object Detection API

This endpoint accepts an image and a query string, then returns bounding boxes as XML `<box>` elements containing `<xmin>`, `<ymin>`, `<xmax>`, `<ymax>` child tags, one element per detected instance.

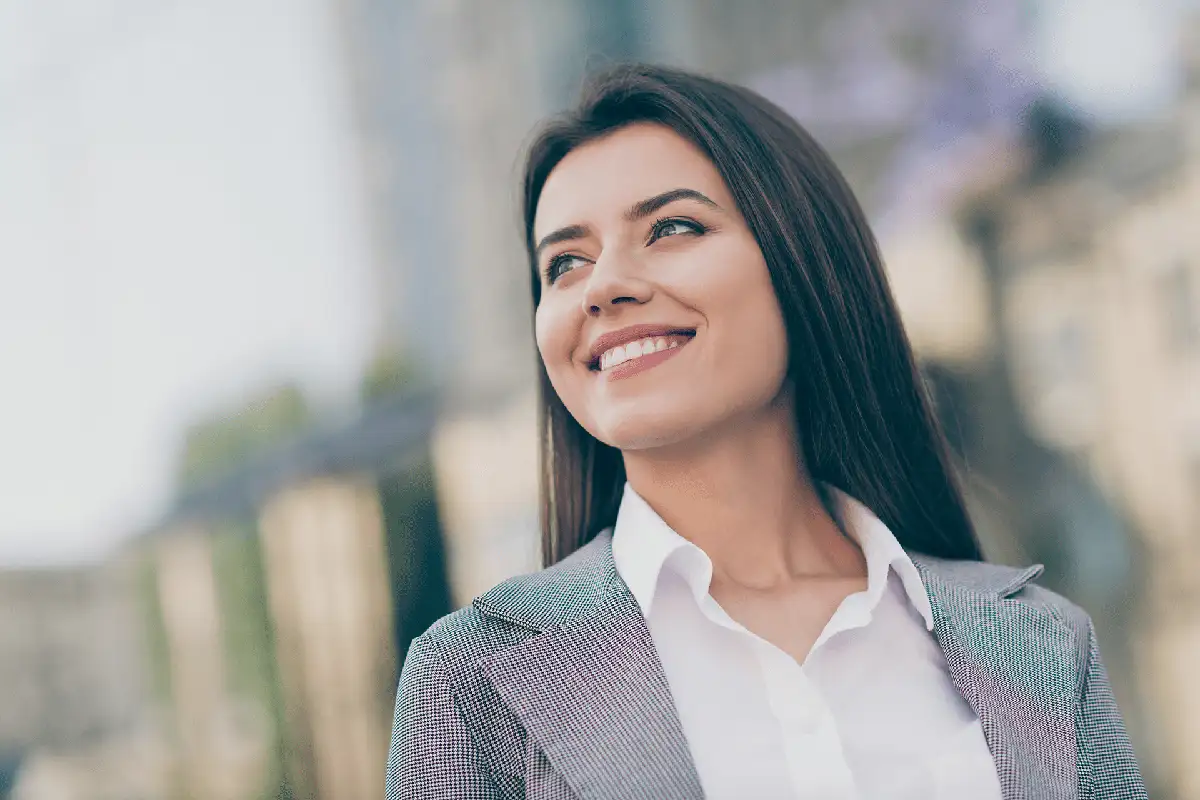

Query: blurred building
<box><xmin>335</xmin><ymin>0</ymin><xmax>550</xmax><ymax>397</ymax></box>
<box><xmin>0</xmin><ymin>562</ymin><xmax>156</xmax><ymax>798</ymax></box>
<box><xmin>258</xmin><ymin>477</ymin><xmax>398</xmax><ymax>800</ymax></box>
<box><xmin>428</xmin><ymin>387</ymin><xmax>542</xmax><ymax>604</ymax></box>
<box><xmin>969</xmin><ymin>113</ymin><xmax>1200</xmax><ymax>798</ymax></box>
<box><xmin>137</xmin><ymin>392</ymin><xmax>449</xmax><ymax>800</ymax></box>
<box><xmin>0</xmin><ymin>566</ymin><xmax>142</xmax><ymax>753</ymax></box>
<box><xmin>879</xmin><ymin>21</ymin><xmax>1200</xmax><ymax>794</ymax></box>
<box><xmin>150</xmin><ymin>528</ymin><xmax>272</xmax><ymax>800</ymax></box>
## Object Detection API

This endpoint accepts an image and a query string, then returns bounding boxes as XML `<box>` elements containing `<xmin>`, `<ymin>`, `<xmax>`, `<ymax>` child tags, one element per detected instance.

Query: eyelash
<box><xmin>648</xmin><ymin>215</ymin><xmax>706</xmax><ymax>243</ymax></box>
<box><xmin>542</xmin><ymin>216</ymin><xmax>708</xmax><ymax>284</ymax></box>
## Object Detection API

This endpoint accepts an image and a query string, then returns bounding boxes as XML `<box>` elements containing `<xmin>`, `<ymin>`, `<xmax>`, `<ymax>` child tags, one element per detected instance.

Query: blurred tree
<box><xmin>1023</xmin><ymin>97</ymin><xmax>1089</xmax><ymax>175</ymax></box>
<box><xmin>176</xmin><ymin>383</ymin><xmax>315</xmax><ymax>488</ymax></box>
<box><xmin>359</xmin><ymin>346</ymin><xmax>425</xmax><ymax>404</ymax></box>
<box><xmin>377</xmin><ymin>457</ymin><xmax>453</xmax><ymax>677</ymax></box>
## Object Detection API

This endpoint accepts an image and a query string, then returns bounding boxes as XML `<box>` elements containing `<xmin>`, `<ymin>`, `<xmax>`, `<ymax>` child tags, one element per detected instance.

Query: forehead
<box><xmin>533</xmin><ymin>123</ymin><xmax>730</xmax><ymax>237</ymax></box>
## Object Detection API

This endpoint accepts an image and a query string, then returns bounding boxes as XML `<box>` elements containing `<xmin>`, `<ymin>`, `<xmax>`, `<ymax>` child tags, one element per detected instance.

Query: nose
<box><xmin>581</xmin><ymin>253</ymin><xmax>652</xmax><ymax>317</ymax></box>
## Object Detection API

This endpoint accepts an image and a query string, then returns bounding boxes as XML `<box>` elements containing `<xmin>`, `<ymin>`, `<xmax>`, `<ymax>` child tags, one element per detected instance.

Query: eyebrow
<box><xmin>533</xmin><ymin>188</ymin><xmax>720</xmax><ymax>261</ymax></box>
<box><xmin>625</xmin><ymin>187</ymin><xmax>719</xmax><ymax>221</ymax></box>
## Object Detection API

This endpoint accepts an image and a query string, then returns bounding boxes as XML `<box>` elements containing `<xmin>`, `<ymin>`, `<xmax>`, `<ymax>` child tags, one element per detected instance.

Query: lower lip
<box><xmin>601</xmin><ymin>341</ymin><xmax>690</xmax><ymax>381</ymax></box>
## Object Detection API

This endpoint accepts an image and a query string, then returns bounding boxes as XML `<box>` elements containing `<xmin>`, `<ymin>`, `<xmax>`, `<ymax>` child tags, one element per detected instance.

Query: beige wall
<box><xmin>881</xmin><ymin>217</ymin><xmax>993</xmax><ymax>367</ymax></box>
<box><xmin>1094</xmin><ymin>167</ymin><xmax>1200</xmax><ymax>798</ymax></box>
<box><xmin>430</xmin><ymin>387</ymin><xmax>542</xmax><ymax>606</ymax></box>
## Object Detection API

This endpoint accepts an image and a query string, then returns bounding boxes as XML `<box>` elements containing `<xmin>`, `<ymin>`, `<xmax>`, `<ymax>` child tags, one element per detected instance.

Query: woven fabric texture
<box><xmin>386</xmin><ymin>531</ymin><xmax>1146</xmax><ymax>800</ymax></box>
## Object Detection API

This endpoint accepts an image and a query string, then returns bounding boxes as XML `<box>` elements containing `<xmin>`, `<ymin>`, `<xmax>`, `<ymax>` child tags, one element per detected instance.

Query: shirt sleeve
<box><xmin>386</xmin><ymin>634</ymin><xmax>502</xmax><ymax>800</ymax></box>
<box><xmin>1076</xmin><ymin>621</ymin><xmax>1148</xmax><ymax>799</ymax></box>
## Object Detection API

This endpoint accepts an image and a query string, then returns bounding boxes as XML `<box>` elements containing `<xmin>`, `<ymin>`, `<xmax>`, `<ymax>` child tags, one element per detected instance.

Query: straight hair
<box><xmin>521</xmin><ymin>63</ymin><xmax>983</xmax><ymax>567</ymax></box>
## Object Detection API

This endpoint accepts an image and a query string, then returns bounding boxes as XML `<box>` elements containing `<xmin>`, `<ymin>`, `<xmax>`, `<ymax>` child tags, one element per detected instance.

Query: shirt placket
<box><xmin>697</xmin><ymin>589</ymin><xmax>862</xmax><ymax>800</ymax></box>
<box><xmin>752</xmin><ymin>639</ymin><xmax>859</xmax><ymax>799</ymax></box>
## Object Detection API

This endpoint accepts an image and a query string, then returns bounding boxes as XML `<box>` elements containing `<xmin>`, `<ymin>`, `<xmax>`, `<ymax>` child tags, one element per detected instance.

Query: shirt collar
<box><xmin>610</xmin><ymin>482</ymin><xmax>934</xmax><ymax>630</ymax></box>
<box><xmin>832</xmin><ymin>487</ymin><xmax>935</xmax><ymax>630</ymax></box>
<box><xmin>610</xmin><ymin>482</ymin><xmax>702</xmax><ymax>618</ymax></box>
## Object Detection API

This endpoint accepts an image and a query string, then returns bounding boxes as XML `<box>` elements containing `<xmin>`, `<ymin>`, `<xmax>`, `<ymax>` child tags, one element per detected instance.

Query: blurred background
<box><xmin>1</xmin><ymin>0</ymin><xmax>1199</xmax><ymax>798</ymax></box>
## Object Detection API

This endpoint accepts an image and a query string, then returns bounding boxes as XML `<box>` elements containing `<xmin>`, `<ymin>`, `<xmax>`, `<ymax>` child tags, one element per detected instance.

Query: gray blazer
<box><xmin>386</xmin><ymin>530</ymin><xmax>1146</xmax><ymax>800</ymax></box>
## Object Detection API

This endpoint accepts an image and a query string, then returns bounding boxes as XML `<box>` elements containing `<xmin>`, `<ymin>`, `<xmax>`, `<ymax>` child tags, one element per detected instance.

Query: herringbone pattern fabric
<box><xmin>386</xmin><ymin>532</ymin><xmax>1146</xmax><ymax>800</ymax></box>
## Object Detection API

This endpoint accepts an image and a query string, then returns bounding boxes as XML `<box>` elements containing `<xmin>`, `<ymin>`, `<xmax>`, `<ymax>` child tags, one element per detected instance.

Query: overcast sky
<box><xmin>0</xmin><ymin>0</ymin><xmax>375</xmax><ymax>564</ymax></box>
<box><xmin>1034</xmin><ymin>0</ymin><xmax>1182</xmax><ymax>121</ymax></box>
<box><xmin>0</xmin><ymin>0</ymin><xmax>1188</xmax><ymax>565</ymax></box>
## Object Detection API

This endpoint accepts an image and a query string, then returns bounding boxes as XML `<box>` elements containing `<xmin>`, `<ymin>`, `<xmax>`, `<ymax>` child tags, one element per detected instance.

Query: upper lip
<box><xmin>586</xmin><ymin>323</ymin><xmax>696</xmax><ymax>367</ymax></box>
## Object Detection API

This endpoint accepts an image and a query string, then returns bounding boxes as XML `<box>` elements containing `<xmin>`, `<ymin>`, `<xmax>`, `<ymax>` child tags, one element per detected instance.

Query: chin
<box><xmin>590</xmin><ymin>405</ymin><xmax>711</xmax><ymax>452</ymax></box>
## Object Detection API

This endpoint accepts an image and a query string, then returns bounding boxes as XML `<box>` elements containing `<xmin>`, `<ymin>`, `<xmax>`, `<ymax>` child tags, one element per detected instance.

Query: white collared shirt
<box><xmin>611</xmin><ymin>483</ymin><xmax>1003</xmax><ymax>800</ymax></box>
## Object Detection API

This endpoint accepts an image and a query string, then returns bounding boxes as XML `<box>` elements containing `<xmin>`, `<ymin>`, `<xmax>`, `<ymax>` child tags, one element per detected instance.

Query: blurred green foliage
<box><xmin>378</xmin><ymin>457</ymin><xmax>453</xmax><ymax>669</ymax></box>
<box><xmin>359</xmin><ymin>347</ymin><xmax>423</xmax><ymax>404</ymax></box>
<box><xmin>176</xmin><ymin>384</ymin><xmax>314</xmax><ymax>488</ymax></box>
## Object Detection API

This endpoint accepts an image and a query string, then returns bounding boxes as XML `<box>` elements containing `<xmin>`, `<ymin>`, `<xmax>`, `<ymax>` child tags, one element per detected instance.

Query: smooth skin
<box><xmin>532</xmin><ymin>123</ymin><xmax>868</xmax><ymax>664</ymax></box>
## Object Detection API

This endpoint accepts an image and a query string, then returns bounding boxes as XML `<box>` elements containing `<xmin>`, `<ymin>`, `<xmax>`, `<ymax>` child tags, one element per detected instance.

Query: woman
<box><xmin>386</xmin><ymin>64</ymin><xmax>1146</xmax><ymax>800</ymax></box>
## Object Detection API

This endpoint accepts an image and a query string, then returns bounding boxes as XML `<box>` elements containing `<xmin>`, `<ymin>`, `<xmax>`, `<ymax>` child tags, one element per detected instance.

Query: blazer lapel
<box><xmin>475</xmin><ymin>535</ymin><xmax>1082</xmax><ymax>799</ymax></box>
<box><xmin>475</xmin><ymin>533</ymin><xmax>703</xmax><ymax>800</ymax></box>
<box><xmin>913</xmin><ymin>555</ymin><xmax>1080</xmax><ymax>800</ymax></box>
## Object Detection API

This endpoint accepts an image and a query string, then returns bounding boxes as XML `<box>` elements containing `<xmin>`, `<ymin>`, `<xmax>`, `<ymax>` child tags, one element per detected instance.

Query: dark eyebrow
<box><xmin>624</xmin><ymin>188</ymin><xmax>719</xmax><ymax>221</ymax></box>
<box><xmin>533</xmin><ymin>188</ymin><xmax>719</xmax><ymax>262</ymax></box>
<box><xmin>534</xmin><ymin>224</ymin><xmax>590</xmax><ymax>262</ymax></box>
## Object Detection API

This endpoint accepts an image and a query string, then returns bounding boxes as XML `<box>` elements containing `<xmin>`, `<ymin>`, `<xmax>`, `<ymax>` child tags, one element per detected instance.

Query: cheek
<box><xmin>534</xmin><ymin>301</ymin><xmax>584</xmax><ymax>392</ymax></box>
<box><xmin>533</xmin><ymin>302</ymin><xmax>567</xmax><ymax>364</ymax></box>
<box><xmin>731</xmin><ymin>306</ymin><xmax>787</xmax><ymax>376</ymax></box>
<box><xmin>701</xmin><ymin>249</ymin><xmax>787</xmax><ymax>361</ymax></box>
<box><xmin>535</xmin><ymin>303</ymin><xmax>600</xmax><ymax>431</ymax></box>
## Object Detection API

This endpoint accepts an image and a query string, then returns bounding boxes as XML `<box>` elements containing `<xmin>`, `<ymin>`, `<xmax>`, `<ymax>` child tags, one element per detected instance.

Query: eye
<box><xmin>648</xmin><ymin>217</ymin><xmax>706</xmax><ymax>244</ymax></box>
<box><xmin>544</xmin><ymin>252</ymin><xmax>588</xmax><ymax>284</ymax></box>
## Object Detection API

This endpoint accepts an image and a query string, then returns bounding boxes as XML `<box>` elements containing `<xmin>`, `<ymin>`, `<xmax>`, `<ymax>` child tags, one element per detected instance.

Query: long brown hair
<box><xmin>522</xmin><ymin>63</ymin><xmax>983</xmax><ymax>567</ymax></box>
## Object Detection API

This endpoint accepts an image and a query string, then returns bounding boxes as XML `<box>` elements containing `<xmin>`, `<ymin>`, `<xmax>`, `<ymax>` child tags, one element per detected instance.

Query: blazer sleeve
<box><xmin>386</xmin><ymin>634</ymin><xmax>502</xmax><ymax>800</ymax></box>
<box><xmin>1076</xmin><ymin>622</ymin><xmax>1148</xmax><ymax>799</ymax></box>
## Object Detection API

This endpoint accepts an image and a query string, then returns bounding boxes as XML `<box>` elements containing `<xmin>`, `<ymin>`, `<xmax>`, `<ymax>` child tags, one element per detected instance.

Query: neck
<box><xmin>621</xmin><ymin>400</ymin><xmax>865</xmax><ymax>590</ymax></box>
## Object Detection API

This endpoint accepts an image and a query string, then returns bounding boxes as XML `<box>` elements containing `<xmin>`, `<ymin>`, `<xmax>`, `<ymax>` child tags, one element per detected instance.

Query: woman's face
<box><xmin>533</xmin><ymin>123</ymin><xmax>790</xmax><ymax>452</ymax></box>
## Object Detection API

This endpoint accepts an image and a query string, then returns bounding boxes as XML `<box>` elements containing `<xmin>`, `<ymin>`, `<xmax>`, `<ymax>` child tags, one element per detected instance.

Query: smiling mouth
<box><xmin>590</xmin><ymin>331</ymin><xmax>695</xmax><ymax>372</ymax></box>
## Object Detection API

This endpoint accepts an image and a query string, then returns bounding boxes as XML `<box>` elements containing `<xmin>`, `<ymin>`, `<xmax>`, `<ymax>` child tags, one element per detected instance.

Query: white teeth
<box><xmin>599</xmin><ymin>334</ymin><xmax>688</xmax><ymax>370</ymax></box>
